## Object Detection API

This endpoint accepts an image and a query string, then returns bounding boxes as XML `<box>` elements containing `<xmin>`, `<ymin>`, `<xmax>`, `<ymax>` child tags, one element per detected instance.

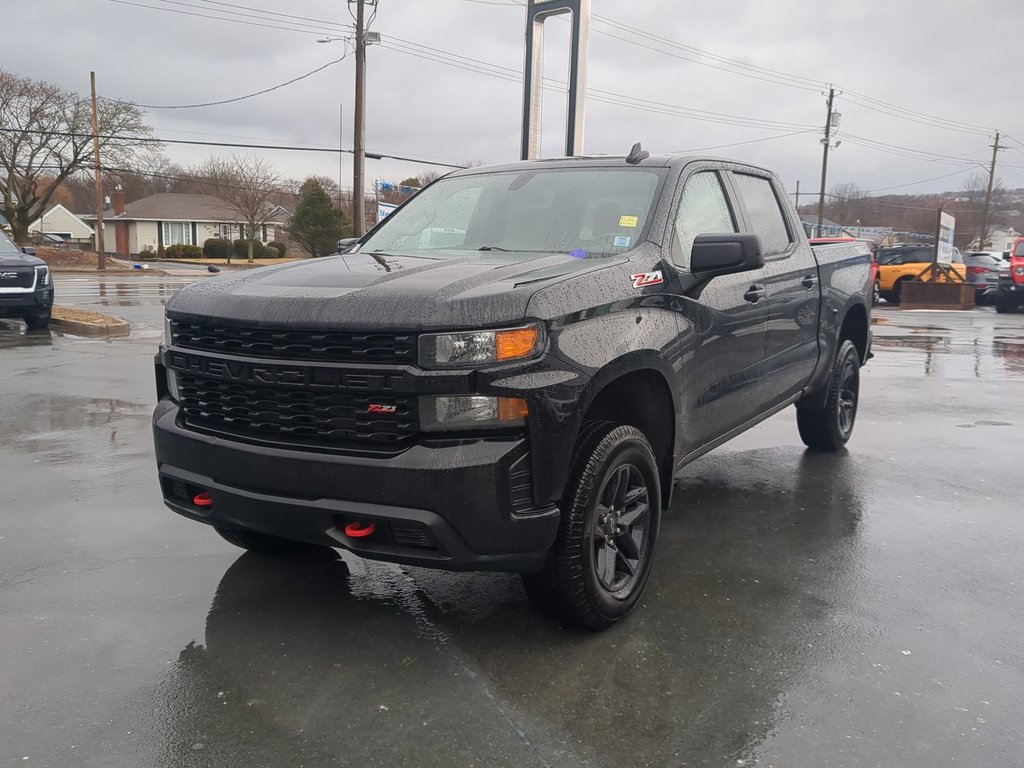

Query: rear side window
<box><xmin>732</xmin><ymin>173</ymin><xmax>792</xmax><ymax>256</ymax></box>
<box><xmin>672</xmin><ymin>171</ymin><xmax>737</xmax><ymax>269</ymax></box>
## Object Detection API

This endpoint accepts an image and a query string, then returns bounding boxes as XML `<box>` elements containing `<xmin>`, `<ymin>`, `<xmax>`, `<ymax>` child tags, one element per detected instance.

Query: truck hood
<box><xmin>0</xmin><ymin>253</ymin><xmax>45</xmax><ymax>268</ymax></box>
<box><xmin>166</xmin><ymin>250</ymin><xmax>626</xmax><ymax>330</ymax></box>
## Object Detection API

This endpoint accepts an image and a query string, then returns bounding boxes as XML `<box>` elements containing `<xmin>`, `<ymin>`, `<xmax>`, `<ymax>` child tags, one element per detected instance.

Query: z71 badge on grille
<box><xmin>630</xmin><ymin>271</ymin><xmax>664</xmax><ymax>288</ymax></box>
<box><xmin>367</xmin><ymin>403</ymin><xmax>397</xmax><ymax>414</ymax></box>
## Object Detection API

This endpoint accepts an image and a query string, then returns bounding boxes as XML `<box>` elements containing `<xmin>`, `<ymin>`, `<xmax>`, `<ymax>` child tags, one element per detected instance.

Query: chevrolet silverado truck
<box><xmin>0</xmin><ymin>228</ymin><xmax>53</xmax><ymax>330</ymax></box>
<box><xmin>153</xmin><ymin>149</ymin><xmax>872</xmax><ymax>630</ymax></box>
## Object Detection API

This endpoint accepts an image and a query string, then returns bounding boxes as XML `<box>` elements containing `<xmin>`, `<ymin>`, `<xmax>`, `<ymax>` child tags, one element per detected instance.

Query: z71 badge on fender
<box><xmin>630</xmin><ymin>271</ymin><xmax>664</xmax><ymax>288</ymax></box>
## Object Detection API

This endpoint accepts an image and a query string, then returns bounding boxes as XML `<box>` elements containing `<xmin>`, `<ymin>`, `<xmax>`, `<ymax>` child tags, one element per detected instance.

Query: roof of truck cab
<box><xmin>446</xmin><ymin>154</ymin><xmax>773</xmax><ymax>176</ymax></box>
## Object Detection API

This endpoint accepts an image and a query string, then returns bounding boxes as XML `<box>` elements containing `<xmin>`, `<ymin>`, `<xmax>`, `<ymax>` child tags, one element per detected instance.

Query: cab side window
<box><xmin>672</xmin><ymin>171</ymin><xmax>737</xmax><ymax>270</ymax></box>
<box><xmin>732</xmin><ymin>173</ymin><xmax>793</xmax><ymax>257</ymax></box>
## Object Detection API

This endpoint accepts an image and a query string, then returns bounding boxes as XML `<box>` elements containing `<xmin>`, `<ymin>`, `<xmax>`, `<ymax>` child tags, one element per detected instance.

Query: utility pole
<box><xmin>344</xmin><ymin>102</ymin><xmax>348</xmax><ymax>215</ymax></box>
<box><xmin>979</xmin><ymin>131</ymin><xmax>1002</xmax><ymax>251</ymax></box>
<box><xmin>90</xmin><ymin>71</ymin><xmax>106</xmax><ymax>270</ymax></box>
<box><xmin>352</xmin><ymin>0</ymin><xmax>367</xmax><ymax>237</ymax></box>
<box><xmin>816</xmin><ymin>86</ymin><xmax>836</xmax><ymax>238</ymax></box>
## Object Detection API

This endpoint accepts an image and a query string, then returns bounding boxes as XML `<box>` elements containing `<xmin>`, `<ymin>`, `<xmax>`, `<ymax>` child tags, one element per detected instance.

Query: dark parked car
<box><xmin>0</xmin><ymin>229</ymin><xmax>53</xmax><ymax>330</ymax></box>
<box><xmin>963</xmin><ymin>251</ymin><xmax>1003</xmax><ymax>303</ymax></box>
<box><xmin>153</xmin><ymin>150</ymin><xmax>873</xmax><ymax>629</ymax></box>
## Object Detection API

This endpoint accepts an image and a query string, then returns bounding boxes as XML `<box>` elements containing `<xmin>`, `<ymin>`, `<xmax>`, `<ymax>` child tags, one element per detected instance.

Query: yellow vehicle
<box><xmin>877</xmin><ymin>245</ymin><xmax>968</xmax><ymax>304</ymax></box>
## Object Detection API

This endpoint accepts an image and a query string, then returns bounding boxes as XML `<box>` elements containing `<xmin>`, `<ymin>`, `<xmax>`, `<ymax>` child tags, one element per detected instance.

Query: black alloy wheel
<box><xmin>796</xmin><ymin>339</ymin><xmax>861</xmax><ymax>451</ymax></box>
<box><xmin>590</xmin><ymin>463</ymin><xmax>652</xmax><ymax>595</ymax></box>
<box><xmin>522</xmin><ymin>422</ymin><xmax>662</xmax><ymax>630</ymax></box>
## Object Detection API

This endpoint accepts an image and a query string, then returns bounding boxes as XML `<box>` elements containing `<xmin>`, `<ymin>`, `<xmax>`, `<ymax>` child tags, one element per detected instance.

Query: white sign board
<box><xmin>377</xmin><ymin>202</ymin><xmax>399</xmax><ymax>224</ymax></box>
<box><xmin>936</xmin><ymin>211</ymin><xmax>956</xmax><ymax>266</ymax></box>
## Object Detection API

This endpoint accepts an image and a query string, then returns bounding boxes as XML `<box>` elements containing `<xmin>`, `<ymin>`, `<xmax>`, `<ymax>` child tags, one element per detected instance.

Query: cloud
<box><xmin>6</xmin><ymin>0</ymin><xmax>1023</xmax><ymax>194</ymax></box>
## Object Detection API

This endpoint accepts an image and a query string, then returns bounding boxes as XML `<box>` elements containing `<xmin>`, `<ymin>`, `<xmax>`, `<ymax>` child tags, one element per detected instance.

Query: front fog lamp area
<box><xmin>418</xmin><ymin>325</ymin><xmax>543</xmax><ymax>368</ymax></box>
<box><xmin>420</xmin><ymin>395</ymin><xmax>528</xmax><ymax>431</ymax></box>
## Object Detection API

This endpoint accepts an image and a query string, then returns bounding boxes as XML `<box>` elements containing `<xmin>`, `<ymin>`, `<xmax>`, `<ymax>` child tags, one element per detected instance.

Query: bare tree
<box><xmin>194</xmin><ymin>155</ymin><xmax>280</xmax><ymax>263</ymax></box>
<box><xmin>827</xmin><ymin>182</ymin><xmax>869</xmax><ymax>225</ymax></box>
<box><xmin>0</xmin><ymin>69</ymin><xmax>158</xmax><ymax>243</ymax></box>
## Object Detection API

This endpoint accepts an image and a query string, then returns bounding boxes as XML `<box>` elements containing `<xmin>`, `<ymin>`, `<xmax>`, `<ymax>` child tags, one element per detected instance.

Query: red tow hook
<box><xmin>344</xmin><ymin>521</ymin><xmax>376</xmax><ymax>539</ymax></box>
<box><xmin>193</xmin><ymin>492</ymin><xmax>214</xmax><ymax>508</ymax></box>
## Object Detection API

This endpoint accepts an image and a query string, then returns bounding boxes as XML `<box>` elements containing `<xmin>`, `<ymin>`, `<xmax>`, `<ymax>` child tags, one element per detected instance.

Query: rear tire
<box><xmin>215</xmin><ymin>527</ymin><xmax>315</xmax><ymax>554</ymax></box>
<box><xmin>891</xmin><ymin>278</ymin><xmax>911</xmax><ymax>305</ymax></box>
<box><xmin>24</xmin><ymin>312</ymin><xmax>50</xmax><ymax>331</ymax></box>
<box><xmin>523</xmin><ymin>423</ymin><xmax>661</xmax><ymax>631</ymax></box>
<box><xmin>994</xmin><ymin>294</ymin><xmax>1014</xmax><ymax>314</ymax></box>
<box><xmin>797</xmin><ymin>339</ymin><xmax>861</xmax><ymax>452</ymax></box>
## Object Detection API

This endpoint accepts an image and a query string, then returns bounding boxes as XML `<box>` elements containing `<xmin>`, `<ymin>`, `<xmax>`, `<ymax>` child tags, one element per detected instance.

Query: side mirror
<box><xmin>690</xmin><ymin>233</ymin><xmax>764</xmax><ymax>279</ymax></box>
<box><xmin>336</xmin><ymin>237</ymin><xmax>359</xmax><ymax>254</ymax></box>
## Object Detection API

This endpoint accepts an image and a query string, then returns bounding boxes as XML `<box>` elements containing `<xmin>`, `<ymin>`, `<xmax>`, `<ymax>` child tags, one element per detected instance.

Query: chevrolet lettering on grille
<box><xmin>167</xmin><ymin>351</ymin><xmax>401</xmax><ymax>391</ymax></box>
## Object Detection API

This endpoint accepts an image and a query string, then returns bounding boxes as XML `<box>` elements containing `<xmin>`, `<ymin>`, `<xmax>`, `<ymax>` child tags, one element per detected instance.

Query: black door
<box><xmin>666</xmin><ymin>168</ymin><xmax>768</xmax><ymax>454</ymax></box>
<box><xmin>731</xmin><ymin>171</ymin><xmax>819</xmax><ymax>407</ymax></box>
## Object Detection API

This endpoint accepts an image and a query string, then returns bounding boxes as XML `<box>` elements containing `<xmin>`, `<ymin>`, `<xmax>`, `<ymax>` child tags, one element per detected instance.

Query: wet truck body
<box><xmin>153</xmin><ymin>153</ymin><xmax>872</xmax><ymax>629</ymax></box>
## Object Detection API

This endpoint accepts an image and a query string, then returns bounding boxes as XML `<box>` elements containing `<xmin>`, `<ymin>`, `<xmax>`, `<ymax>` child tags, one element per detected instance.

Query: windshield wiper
<box><xmin>477</xmin><ymin>246</ymin><xmax>511</xmax><ymax>251</ymax></box>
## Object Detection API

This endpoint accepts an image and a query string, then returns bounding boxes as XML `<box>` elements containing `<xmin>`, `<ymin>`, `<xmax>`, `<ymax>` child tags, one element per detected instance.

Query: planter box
<box><xmin>900</xmin><ymin>281</ymin><xmax>976</xmax><ymax>310</ymax></box>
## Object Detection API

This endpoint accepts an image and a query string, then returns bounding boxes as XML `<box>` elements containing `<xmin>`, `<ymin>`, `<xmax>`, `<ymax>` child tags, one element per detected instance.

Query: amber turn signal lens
<box><xmin>496</xmin><ymin>326</ymin><xmax>540</xmax><ymax>361</ymax></box>
<box><xmin>498</xmin><ymin>397</ymin><xmax>529</xmax><ymax>422</ymax></box>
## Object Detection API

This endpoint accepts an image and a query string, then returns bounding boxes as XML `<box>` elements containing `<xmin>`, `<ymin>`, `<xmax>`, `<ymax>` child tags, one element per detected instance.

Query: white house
<box><xmin>86</xmin><ymin>191</ymin><xmax>286</xmax><ymax>256</ymax></box>
<box><xmin>28</xmin><ymin>204</ymin><xmax>94</xmax><ymax>245</ymax></box>
<box><xmin>968</xmin><ymin>226</ymin><xmax>1021</xmax><ymax>252</ymax></box>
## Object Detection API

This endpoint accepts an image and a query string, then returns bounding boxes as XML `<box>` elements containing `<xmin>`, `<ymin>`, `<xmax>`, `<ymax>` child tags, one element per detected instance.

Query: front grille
<box><xmin>0</xmin><ymin>267</ymin><xmax>35</xmax><ymax>289</ymax></box>
<box><xmin>178</xmin><ymin>375</ymin><xmax>417</xmax><ymax>448</ymax></box>
<box><xmin>170</xmin><ymin>321</ymin><xmax>416</xmax><ymax>364</ymax></box>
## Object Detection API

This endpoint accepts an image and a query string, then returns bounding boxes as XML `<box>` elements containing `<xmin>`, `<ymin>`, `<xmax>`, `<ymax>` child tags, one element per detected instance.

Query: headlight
<box><xmin>1016</xmin><ymin>266</ymin><xmax>1024</xmax><ymax>277</ymax></box>
<box><xmin>35</xmin><ymin>266</ymin><xmax>50</xmax><ymax>286</ymax></box>
<box><xmin>163</xmin><ymin>316</ymin><xmax>172</xmax><ymax>347</ymax></box>
<box><xmin>418</xmin><ymin>324</ymin><xmax>544</xmax><ymax>368</ymax></box>
<box><xmin>420</xmin><ymin>395</ymin><xmax>528</xmax><ymax>431</ymax></box>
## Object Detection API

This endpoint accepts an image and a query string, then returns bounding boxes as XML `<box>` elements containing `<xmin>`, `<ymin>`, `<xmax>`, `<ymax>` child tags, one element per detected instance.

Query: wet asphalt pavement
<box><xmin>2</xmin><ymin>276</ymin><xmax>1023</xmax><ymax>767</ymax></box>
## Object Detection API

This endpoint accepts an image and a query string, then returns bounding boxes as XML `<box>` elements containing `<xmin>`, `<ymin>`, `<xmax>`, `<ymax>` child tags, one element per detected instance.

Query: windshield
<box><xmin>361</xmin><ymin>168</ymin><xmax>666</xmax><ymax>257</ymax></box>
<box><xmin>1016</xmin><ymin>242</ymin><xmax>1024</xmax><ymax>257</ymax></box>
<box><xmin>0</xmin><ymin>228</ymin><xmax>22</xmax><ymax>256</ymax></box>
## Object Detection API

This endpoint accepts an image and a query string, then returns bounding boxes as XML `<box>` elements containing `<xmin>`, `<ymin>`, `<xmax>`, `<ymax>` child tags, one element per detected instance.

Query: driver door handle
<box><xmin>802</xmin><ymin>274</ymin><xmax>818</xmax><ymax>289</ymax></box>
<box><xmin>743</xmin><ymin>285</ymin><xmax>766</xmax><ymax>303</ymax></box>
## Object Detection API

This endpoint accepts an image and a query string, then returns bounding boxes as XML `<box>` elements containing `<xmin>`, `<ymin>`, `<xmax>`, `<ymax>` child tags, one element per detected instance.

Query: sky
<box><xmin>5</xmin><ymin>0</ymin><xmax>1024</xmax><ymax>200</ymax></box>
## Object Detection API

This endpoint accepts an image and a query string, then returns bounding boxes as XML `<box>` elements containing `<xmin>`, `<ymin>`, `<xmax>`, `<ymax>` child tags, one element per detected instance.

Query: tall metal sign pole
<box><xmin>90</xmin><ymin>71</ymin><xmax>106</xmax><ymax>270</ymax></box>
<box><xmin>521</xmin><ymin>0</ymin><xmax>591</xmax><ymax>160</ymax></box>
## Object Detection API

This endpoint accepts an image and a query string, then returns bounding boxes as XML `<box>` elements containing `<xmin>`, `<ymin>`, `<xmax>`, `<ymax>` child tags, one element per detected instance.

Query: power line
<box><xmin>105</xmin><ymin>50</ymin><xmax>352</xmax><ymax>109</ymax></box>
<box><xmin>0</xmin><ymin>127</ymin><xmax>469</xmax><ymax>168</ymax></box>
<box><xmin>106</xmin><ymin>0</ymin><xmax>337</xmax><ymax>36</ymax></box>
<box><xmin>867</xmin><ymin>167</ymin><xmax>975</xmax><ymax>193</ymax></box>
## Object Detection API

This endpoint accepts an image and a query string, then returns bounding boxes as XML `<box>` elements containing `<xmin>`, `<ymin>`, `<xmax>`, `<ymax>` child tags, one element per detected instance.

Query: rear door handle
<box><xmin>743</xmin><ymin>285</ymin><xmax>766</xmax><ymax>303</ymax></box>
<box><xmin>802</xmin><ymin>274</ymin><xmax>818</xmax><ymax>289</ymax></box>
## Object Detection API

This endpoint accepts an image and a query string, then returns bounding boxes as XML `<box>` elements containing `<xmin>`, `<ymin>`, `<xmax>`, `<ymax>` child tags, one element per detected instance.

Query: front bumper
<box><xmin>0</xmin><ymin>287</ymin><xmax>53</xmax><ymax>318</ymax></box>
<box><xmin>153</xmin><ymin>398</ymin><xmax>560</xmax><ymax>571</ymax></box>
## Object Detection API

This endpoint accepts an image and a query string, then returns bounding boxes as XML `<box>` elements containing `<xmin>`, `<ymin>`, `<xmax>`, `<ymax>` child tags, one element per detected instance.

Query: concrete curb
<box><xmin>51</xmin><ymin>306</ymin><xmax>131</xmax><ymax>337</ymax></box>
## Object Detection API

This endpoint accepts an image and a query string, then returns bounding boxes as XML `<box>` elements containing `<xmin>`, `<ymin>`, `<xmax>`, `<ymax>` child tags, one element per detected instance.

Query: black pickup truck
<box><xmin>0</xmin><ymin>229</ymin><xmax>53</xmax><ymax>330</ymax></box>
<box><xmin>153</xmin><ymin>150</ymin><xmax>872</xmax><ymax>629</ymax></box>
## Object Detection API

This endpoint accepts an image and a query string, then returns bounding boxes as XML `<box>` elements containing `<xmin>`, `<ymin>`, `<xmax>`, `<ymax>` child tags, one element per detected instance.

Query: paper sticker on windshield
<box><xmin>630</xmin><ymin>271</ymin><xmax>663</xmax><ymax>289</ymax></box>
<box><xmin>614</xmin><ymin>236</ymin><xmax>632</xmax><ymax>248</ymax></box>
<box><xmin>619</xmin><ymin>215</ymin><xmax>639</xmax><ymax>228</ymax></box>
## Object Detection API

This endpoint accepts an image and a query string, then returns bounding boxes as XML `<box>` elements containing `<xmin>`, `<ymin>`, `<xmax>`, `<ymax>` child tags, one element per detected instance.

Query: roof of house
<box><xmin>97</xmin><ymin>193</ymin><xmax>284</xmax><ymax>223</ymax></box>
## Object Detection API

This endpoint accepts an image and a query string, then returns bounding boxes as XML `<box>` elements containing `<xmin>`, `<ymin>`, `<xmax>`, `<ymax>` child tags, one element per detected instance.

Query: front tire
<box><xmin>523</xmin><ymin>423</ymin><xmax>661</xmax><ymax>631</ymax></box>
<box><xmin>994</xmin><ymin>293</ymin><xmax>1014</xmax><ymax>314</ymax></box>
<box><xmin>872</xmin><ymin>278</ymin><xmax>880</xmax><ymax>306</ymax></box>
<box><xmin>24</xmin><ymin>312</ymin><xmax>50</xmax><ymax>331</ymax></box>
<box><xmin>796</xmin><ymin>339</ymin><xmax>861</xmax><ymax>451</ymax></box>
<box><xmin>215</xmin><ymin>527</ymin><xmax>316</xmax><ymax>554</ymax></box>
